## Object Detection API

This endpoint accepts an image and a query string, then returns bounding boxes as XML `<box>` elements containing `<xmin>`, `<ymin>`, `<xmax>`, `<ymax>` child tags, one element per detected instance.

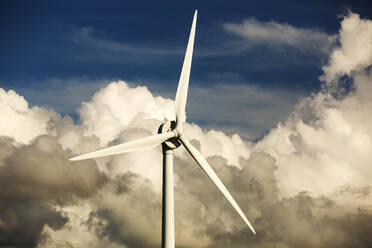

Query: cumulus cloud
<box><xmin>78</xmin><ymin>81</ymin><xmax>175</xmax><ymax>145</ymax></box>
<box><xmin>0</xmin><ymin>88</ymin><xmax>58</xmax><ymax>144</ymax></box>
<box><xmin>256</xmin><ymin>92</ymin><xmax>372</xmax><ymax>196</ymax></box>
<box><xmin>0</xmin><ymin>80</ymin><xmax>260</xmax><ymax>247</ymax></box>
<box><xmin>1</xmin><ymin>11</ymin><xmax>372</xmax><ymax>248</ymax></box>
<box><xmin>0</xmin><ymin>135</ymin><xmax>107</xmax><ymax>246</ymax></box>
<box><xmin>255</xmin><ymin>12</ymin><xmax>372</xmax><ymax>198</ymax></box>
<box><xmin>320</xmin><ymin>12</ymin><xmax>372</xmax><ymax>84</ymax></box>
<box><xmin>223</xmin><ymin>18</ymin><xmax>336</xmax><ymax>54</ymax></box>
<box><xmin>0</xmin><ymin>202</ymin><xmax>67</xmax><ymax>248</ymax></box>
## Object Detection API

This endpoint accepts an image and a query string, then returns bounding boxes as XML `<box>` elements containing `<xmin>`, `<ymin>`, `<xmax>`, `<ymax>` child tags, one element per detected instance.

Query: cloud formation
<box><xmin>69</xmin><ymin>26</ymin><xmax>181</xmax><ymax>63</ymax></box>
<box><xmin>0</xmin><ymin>134</ymin><xmax>107</xmax><ymax>247</ymax></box>
<box><xmin>223</xmin><ymin>17</ymin><xmax>336</xmax><ymax>55</ymax></box>
<box><xmin>320</xmin><ymin>12</ymin><xmax>372</xmax><ymax>87</ymax></box>
<box><xmin>0</xmin><ymin>88</ymin><xmax>58</xmax><ymax>144</ymax></box>
<box><xmin>1</xmin><ymin>11</ymin><xmax>372</xmax><ymax>248</ymax></box>
<box><xmin>256</xmin><ymin>12</ymin><xmax>372</xmax><ymax>197</ymax></box>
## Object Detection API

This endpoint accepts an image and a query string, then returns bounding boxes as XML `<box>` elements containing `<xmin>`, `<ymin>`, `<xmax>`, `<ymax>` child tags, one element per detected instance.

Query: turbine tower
<box><xmin>70</xmin><ymin>10</ymin><xmax>256</xmax><ymax>248</ymax></box>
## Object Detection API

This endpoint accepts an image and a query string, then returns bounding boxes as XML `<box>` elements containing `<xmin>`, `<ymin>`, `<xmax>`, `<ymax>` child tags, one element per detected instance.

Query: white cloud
<box><xmin>320</xmin><ymin>12</ymin><xmax>372</xmax><ymax>84</ymax></box>
<box><xmin>256</xmin><ymin>12</ymin><xmax>372</xmax><ymax>197</ymax></box>
<box><xmin>256</xmin><ymin>93</ymin><xmax>372</xmax><ymax>196</ymax></box>
<box><xmin>78</xmin><ymin>81</ymin><xmax>175</xmax><ymax>145</ymax></box>
<box><xmin>223</xmin><ymin>18</ymin><xmax>336</xmax><ymax>54</ymax></box>
<box><xmin>0</xmin><ymin>88</ymin><xmax>59</xmax><ymax>144</ymax></box>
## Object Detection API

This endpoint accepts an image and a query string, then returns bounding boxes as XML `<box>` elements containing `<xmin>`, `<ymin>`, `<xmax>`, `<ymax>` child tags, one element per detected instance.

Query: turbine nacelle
<box><xmin>158</xmin><ymin>120</ymin><xmax>181</xmax><ymax>150</ymax></box>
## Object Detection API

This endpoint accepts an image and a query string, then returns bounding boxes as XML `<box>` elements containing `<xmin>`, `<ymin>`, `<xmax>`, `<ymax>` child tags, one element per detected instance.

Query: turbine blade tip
<box><xmin>248</xmin><ymin>225</ymin><xmax>256</xmax><ymax>235</ymax></box>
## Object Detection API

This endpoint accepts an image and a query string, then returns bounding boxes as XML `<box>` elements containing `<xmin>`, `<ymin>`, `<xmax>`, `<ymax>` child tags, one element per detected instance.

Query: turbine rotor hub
<box><xmin>158</xmin><ymin>120</ymin><xmax>181</xmax><ymax>150</ymax></box>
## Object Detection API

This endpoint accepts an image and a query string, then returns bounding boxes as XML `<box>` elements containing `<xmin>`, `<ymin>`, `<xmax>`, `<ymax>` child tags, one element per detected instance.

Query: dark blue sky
<box><xmin>1</xmin><ymin>0</ymin><xmax>372</xmax><ymax>138</ymax></box>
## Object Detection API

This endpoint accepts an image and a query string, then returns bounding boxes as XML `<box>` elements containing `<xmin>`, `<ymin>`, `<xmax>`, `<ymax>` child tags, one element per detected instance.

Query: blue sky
<box><xmin>1</xmin><ymin>0</ymin><xmax>372</xmax><ymax>138</ymax></box>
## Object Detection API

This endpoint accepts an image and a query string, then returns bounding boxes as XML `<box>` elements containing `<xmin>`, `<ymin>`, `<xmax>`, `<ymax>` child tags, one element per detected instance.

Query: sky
<box><xmin>1</xmin><ymin>0</ymin><xmax>372</xmax><ymax>247</ymax></box>
<box><xmin>1</xmin><ymin>0</ymin><xmax>372</xmax><ymax>139</ymax></box>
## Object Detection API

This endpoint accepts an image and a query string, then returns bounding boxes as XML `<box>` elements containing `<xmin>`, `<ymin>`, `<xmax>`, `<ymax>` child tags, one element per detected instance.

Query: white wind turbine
<box><xmin>70</xmin><ymin>10</ymin><xmax>256</xmax><ymax>248</ymax></box>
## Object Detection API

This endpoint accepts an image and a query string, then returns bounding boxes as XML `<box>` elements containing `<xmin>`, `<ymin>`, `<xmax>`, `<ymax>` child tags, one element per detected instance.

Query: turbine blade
<box><xmin>179</xmin><ymin>135</ymin><xmax>256</xmax><ymax>234</ymax></box>
<box><xmin>70</xmin><ymin>132</ymin><xmax>175</xmax><ymax>161</ymax></box>
<box><xmin>175</xmin><ymin>10</ymin><xmax>197</xmax><ymax>124</ymax></box>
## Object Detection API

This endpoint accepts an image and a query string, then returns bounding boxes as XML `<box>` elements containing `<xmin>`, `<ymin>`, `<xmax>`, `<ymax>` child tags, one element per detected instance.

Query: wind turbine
<box><xmin>70</xmin><ymin>10</ymin><xmax>256</xmax><ymax>248</ymax></box>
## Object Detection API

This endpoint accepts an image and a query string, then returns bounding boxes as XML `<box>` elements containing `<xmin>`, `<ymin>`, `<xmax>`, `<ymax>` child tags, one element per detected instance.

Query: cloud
<box><xmin>69</xmin><ymin>27</ymin><xmax>181</xmax><ymax>63</ymax></box>
<box><xmin>0</xmin><ymin>135</ymin><xmax>107</xmax><ymax>202</ymax></box>
<box><xmin>0</xmin><ymin>88</ymin><xmax>59</xmax><ymax>144</ymax></box>
<box><xmin>78</xmin><ymin>81</ymin><xmax>175</xmax><ymax>145</ymax></box>
<box><xmin>0</xmin><ymin>81</ymin><xmax>255</xmax><ymax>246</ymax></box>
<box><xmin>40</xmin><ymin>151</ymin><xmax>372</xmax><ymax>248</ymax></box>
<box><xmin>320</xmin><ymin>12</ymin><xmax>372</xmax><ymax>86</ymax></box>
<box><xmin>255</xmin><ymin>12</ymin><xmax>372</xmax><ymax>198</ymax></box>
<box><xmin>223</xmin><ymin>18</ymin><xmax>336</xmax><ymax>55</ymax></box>
<box><xmin>1</xmin><ymin>11</ymin><xmax>372</xmax><ymax>248</ymax></box>
<box><xmin>13</xmin><ymin>76</ymin><xmax>303</xmax><ymax>141</ymax></box>
<box><xmin>256</xmin><ymin>91</ymin><xmax>372</xmax><ymax>196</ymax></box>
<box><xmin>0</xmin><ymin>135</ymin><xmax>107</xmax><ymax>247</ymax></box>
<box><xmin>0</xmin><ymin>202</ymin><xmax>67</xmax><ymax>248</ymax></box>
